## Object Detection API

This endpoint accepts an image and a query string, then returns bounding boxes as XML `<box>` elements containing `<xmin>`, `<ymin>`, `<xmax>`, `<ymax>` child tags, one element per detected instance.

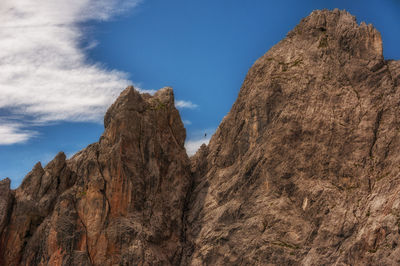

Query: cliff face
<box><xmin>1</xmin><ymin>9</ymin><xmax>400</xmax><ymax>266</ymax></box>
<box><xmin>0</xmin><ymin>87</ymin><xmax>191</xmax><ymax>265</ymax></box>
<box><xmin>184</xmin><ymin>9</ymin><xmax>400</xmax><ymax>265</ymax></box>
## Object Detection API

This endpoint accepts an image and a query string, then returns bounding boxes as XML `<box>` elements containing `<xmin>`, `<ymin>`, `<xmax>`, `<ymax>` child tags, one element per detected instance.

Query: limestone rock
<box><xmin>1</xmin><ymin>9</ymin><xmax>400</xmax><ymax>266</ymax></box>
<box><xmin>0</xmin><ymin>86</ymin><xmax>191</xmax><ymax>265</ymax></box>
<box><xmin>0</xmin><ymin>178</ymin><xmax>13</xmax><ymax>238</ymax></box>
<box><xmin>184</xmin><ymin>9</ymin><xmax>400</xmax><ymax>265</ymax></box>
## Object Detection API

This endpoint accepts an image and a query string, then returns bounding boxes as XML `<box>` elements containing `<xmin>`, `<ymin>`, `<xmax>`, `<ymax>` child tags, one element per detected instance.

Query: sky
<box><xmin>0</xmin><ymin>0</ymin><xmax>399</xmax><ymax>188</ymax></box>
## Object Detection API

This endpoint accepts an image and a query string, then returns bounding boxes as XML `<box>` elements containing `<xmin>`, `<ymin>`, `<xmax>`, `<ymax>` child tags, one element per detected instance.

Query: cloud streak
<box><xmin>0</xmin><ymin>123</ymin><xmax>37</xmax><ymax>145</ymax></box>
<box><xmin>184</xmin><ymin>128</ymin><xmax>215</xmax><ymax>156</ymax></box>
<box><xmin>182</xmin><ymin>120</ymin><xmax>192</xmax><ymax>125</ymax></box>
<box><xmin>0</xmin><ymin>0</ymin><xmax>142</xmax><ymax>144</ymax></box>
<box><xmin>175</xmin><ymin>100</ymin><xmax>199</xmax><ymax>109</ymax></box>
<box><xmin>185</xmin><ymin>138</ymin><xmax>210</xmax><ymax>156</ymax></box>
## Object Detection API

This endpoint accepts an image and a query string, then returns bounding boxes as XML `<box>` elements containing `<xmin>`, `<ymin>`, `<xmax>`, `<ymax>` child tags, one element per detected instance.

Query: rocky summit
<box><xmin>1</xmin><ymin>9</ymin><xmax>400</xmax><ymax>265</ymax></box>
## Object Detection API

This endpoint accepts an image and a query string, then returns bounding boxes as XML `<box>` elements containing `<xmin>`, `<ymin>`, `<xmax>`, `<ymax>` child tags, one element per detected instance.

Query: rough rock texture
<box><xmin>0</xmin><ymin>87</ymin><xmax>191</xmax><ymax>265</ymax></box>
<box><xmin>1</xmin><ymin>9</ymin><xmax>400</xmax><ymax>266</ymax></box>
<box><xmin>184</xmin><ymin>9</ymin><xmax>400</xmax><ymax>265</ymax></box>
<box><xmin>0</xmin><ymin>178</ymin><xmax>13</xmax><ymax>238</ymax></box>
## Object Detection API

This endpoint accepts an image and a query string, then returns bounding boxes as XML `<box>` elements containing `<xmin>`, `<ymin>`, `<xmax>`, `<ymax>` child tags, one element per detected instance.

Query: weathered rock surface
<box><xmin>1</xmin><ymin>9</ymin><xmax>400</xmax><ymax>266</ymax></box>
<box><xmin>184</xmin><ymin>9</ymin><xmax>400</xmax><ymax>265</ymax></box>
<box><xmin>0</xmin><ymin>178</ymin><xmax>13</xmax><ymax>238</ymax></box>
<box><xmin>0</xmin><ymin>87</ymin><xmax>191</xmax><ymax>265</ymax></box>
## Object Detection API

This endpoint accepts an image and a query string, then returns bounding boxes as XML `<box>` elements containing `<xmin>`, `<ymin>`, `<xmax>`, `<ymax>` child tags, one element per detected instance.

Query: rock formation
<box><xmin>183</xmin><ymin>9</ymin><xmax>400</xmax><ymax>265</ymax></box>
<box><xmin>0</xmin><ymin>87</ymin><xmax>191</xmax><ymax>265</ymax></box>
<box><xmin>1</xmin><ymin>9</ymin><xmax>400</xmax><ymax>265</ymax></box>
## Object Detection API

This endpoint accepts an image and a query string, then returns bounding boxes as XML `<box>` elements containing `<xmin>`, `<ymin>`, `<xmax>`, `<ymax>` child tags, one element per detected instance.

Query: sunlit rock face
<box><xmin>184</xmin><ymin>9</ymin><xmax>400</xmax><ymax>265</ymax></box>
<box><xmin>0</xmin><ymin>86</ymin><xmax>191</xmax><ymax>265</ymax></box>
<box><xmin>1</xmin><ymin>9</ymin><xmax>400</xmax><ymax>266</ymax></box>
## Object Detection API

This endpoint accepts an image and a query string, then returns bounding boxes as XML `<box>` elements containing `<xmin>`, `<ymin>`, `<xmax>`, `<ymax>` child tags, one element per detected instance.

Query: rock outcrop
<box><xmin>184</xmin><ymin>9</ymin><xmax>400</xmax><ymax>265</ymax></box>
<box><xmin>0</xmin><ymin>87</ymin><xmax>191</xmax><ymax>265</ymax></box>
<box><xmin>1</xmin><ymin>9</ymin><xmax>400</xmax><ymax>265</ymax></box>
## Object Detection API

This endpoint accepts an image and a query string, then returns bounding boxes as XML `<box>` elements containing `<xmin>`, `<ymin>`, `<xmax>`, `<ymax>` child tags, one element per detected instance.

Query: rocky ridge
<box><xmin>1</xmin><ymin>9</ymin><xmax>400</xmax><ymax>265</ymax></box>
<box><xmin>1</xmin><ymin>87</ymin><xmax>191</xmax><ymax>265</ymax></box>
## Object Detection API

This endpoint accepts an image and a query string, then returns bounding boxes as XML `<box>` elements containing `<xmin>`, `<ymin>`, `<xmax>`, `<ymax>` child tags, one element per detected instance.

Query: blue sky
<box><xmin>0</xmin><ymin>0</ymin><xmax>399</xmax><ymax>188</ymax></box>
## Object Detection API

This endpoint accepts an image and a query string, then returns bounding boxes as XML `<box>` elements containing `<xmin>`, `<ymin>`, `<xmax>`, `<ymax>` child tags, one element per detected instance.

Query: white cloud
<box><xmin>0</xmin><ymin>0</ymin><xmax>142</xmax><ymax>144</ymax></box>
<box><xmin>0</xmin><ymin>123</ymin><xmax>37</xmax><ymax>145</ymax></box>
<box><xmin>185</xmin><ymin>138</ymin><xmax>210</xmax><ymax>156</ymax></box>
<box><xmin>184</xmin><ymin>128</ymin><xmax>215</xmax><ymax>156</ymax></box>
<box><xmin>175</xmin><ymin>100</ymin><xmax>198</xmax><ymax>109</ymax></box>
<box><xmin>183</xmin><ymin>120</ymin><xmax>192</xmax><ymax>125</ymax></box>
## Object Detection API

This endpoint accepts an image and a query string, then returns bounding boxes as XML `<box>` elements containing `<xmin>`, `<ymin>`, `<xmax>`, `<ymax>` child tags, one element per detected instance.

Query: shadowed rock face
<box><xmin>0</xmin><ymin>87</ymin><xmax>191</xmax><ymax>265</ymax></box>
<box><xmin>0</xmin><ymin>178</ymin><xmax>13</xmax><ymax>239</ymax></box>
<box><xmin>1</xmin><ymin>9</ymin><xmax>400</xmax><ymax>265</ymax></box>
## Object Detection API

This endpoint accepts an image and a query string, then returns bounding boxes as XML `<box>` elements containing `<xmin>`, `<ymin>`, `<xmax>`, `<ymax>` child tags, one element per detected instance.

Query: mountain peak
<box><xmin>1</xmin><ymin>9</ymin><xmax>400</xmax><ymax>265</ymax></box>
<box><xmin>102</xmin><ymin>85</ymin><xmax>185</xmax><ymax>148</ymax></box>
<box><xmin>288</xmin><ymin>9</ymin><xmax>383</xmax><ymax>60</ymax></box>
<box><xmin>103</xmin><ymin>86</ymin><xmax>145</xmax><ymax>128</ymax></box>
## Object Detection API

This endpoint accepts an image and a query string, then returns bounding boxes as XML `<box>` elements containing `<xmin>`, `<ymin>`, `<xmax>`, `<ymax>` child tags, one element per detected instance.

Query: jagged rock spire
<box><xmin>1</xmin><ymin>9</ymin><xmax>400</xmax><ymax>265</ymax></box>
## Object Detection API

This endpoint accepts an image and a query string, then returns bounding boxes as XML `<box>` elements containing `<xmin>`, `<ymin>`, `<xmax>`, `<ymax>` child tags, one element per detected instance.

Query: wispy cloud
<box><xmin>0</xmin><ymin>123</ymin><xmax>37</xmax><ymax>145</ymax></box>
<box><xmin>175</xmin><ymin>100</ymin><xmax>199</xmax><ymax>109</ymax></box>
<box><xmin>185</xmin><ymin>138</ymin><xmax>210</xmax><ymax>156</ymax></box>
<box><xmin>184</xmin><ymin>128</ymin><xmax>215</xmax><ymax>156</ymax></box>
<box><xmin>0</xmin><ymin>0</ymin><xmax>142</xmax><ymax>144</ymax></box>
<box><xmin>182</xmin><ymin>120</ymin><xmax>192</xmax><ymax>125</ymax></box>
